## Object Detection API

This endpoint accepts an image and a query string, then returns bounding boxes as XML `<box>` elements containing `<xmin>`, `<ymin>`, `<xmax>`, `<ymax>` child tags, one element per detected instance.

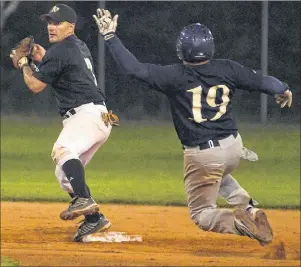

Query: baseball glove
<box><xmin>10</xmin><ymin>36</ymin><xmax>35</xmax><ymax>69</ymax></box>
<box><xmin>241</xmin><ymin>147</ymin><xmax>258</xmax><ymax>162</ymax></box>
<box><xmin>102</xmin><ymin>110</ymin><xmax>119</xmax><ymax>127</ymax></box>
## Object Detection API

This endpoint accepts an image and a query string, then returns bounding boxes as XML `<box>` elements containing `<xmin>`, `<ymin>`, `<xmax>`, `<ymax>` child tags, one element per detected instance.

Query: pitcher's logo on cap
<box><xmin>50</xmin><ymin>6</ymin><xmax>60</xmax><ymax>13</ymax></box>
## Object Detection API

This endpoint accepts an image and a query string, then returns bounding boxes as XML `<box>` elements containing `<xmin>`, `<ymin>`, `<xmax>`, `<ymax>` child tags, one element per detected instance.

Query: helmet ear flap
<box><xmin>176</xmin><ymin>23</ymin><xmax>214</xmax><ymax>63</ymax></box>
<box><xmin>176</xmin><ymin>37</ymin><xmax>184</xmax><ymax>61</ymax></box>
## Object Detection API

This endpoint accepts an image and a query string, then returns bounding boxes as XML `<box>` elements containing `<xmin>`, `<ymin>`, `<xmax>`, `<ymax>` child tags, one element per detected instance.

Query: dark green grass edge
<box><xmin>1</xmin><ymin>196</ymin><xmax>299</xmax><ymax>210</ymax></box>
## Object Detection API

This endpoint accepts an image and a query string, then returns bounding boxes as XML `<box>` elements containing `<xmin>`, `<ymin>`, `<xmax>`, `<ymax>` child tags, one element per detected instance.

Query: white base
<box><xmin>82</xmin><ymin>231</ymin><xmax>143</xmax><ymax>243</ymax></box>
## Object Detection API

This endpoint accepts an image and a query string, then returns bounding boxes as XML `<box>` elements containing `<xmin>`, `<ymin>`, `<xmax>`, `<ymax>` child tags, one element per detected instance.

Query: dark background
<box><xmin>1</xmin><ymin>1</ymin><xmax>300</xmax><ymax>123</ymax></box>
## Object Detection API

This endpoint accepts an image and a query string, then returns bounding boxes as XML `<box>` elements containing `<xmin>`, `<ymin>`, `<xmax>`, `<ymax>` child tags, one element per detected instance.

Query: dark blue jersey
<box><xmin>33</xmin><ymin>35</ymin><xmax>105</xmax><ymax>116</ymax></box>
<box><xmin>105</xmin><ymin>35</ymin><xmax>287</xmax><ymax>146</ymax></box>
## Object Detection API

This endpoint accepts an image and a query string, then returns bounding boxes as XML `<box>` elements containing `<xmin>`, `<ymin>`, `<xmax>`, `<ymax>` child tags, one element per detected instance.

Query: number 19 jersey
<box><xmin>106</xmin><ymin>35</ymin><xmax>287</xmax><ymax>147</ymax></box>
<box><xmin>33</xmin><ymin>35</ymin><xmax>105</xmax><ymax>116</ymax></box>
<box><xmin>131</xmin><ymin>59</ymin><xmax>265</xmax><ymax>146</ymax></box>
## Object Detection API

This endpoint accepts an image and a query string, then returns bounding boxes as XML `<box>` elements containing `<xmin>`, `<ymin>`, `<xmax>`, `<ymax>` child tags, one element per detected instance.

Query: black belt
<box><xmin>63</xmin><ymin>101</ymin><xmax>106</xmax><ymax>119</ymax></box>
<box><xmin>63</xmin><ymin>108</ymin><xmax>76</xmax><ymax>119</ymax></box>
<box><xmin>183</xmin><ymin>132</ymin><xmax>238</xmax><ymax>151</ymax></box>
<box><xmin>198</xmin><ymin>139</ymin><xmax>220</xmax><ymax>150</ymax></box>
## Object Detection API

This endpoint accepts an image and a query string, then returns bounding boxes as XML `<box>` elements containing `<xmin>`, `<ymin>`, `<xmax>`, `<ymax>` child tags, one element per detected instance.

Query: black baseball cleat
<box><xmin>234</xmin><ymin>208</ymin><xmax>273</xmax><ymax>246</ymax></box>
<box><xmin>60</xmin><ymin>196</ymin><xmax>99</xmax><ymax>220</ymax></box>
<box><xmin>73</xmin><ymin>214</ymin><xmax>112</xmax><ymax>242</ymax></box>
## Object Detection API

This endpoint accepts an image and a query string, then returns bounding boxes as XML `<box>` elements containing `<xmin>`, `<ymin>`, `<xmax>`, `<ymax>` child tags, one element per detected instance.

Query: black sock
<box><xmin>69</xmin><ymin>185</ymin><xmax>90</xmax><ymax>199</ymax></box>
<box><xmin>246</xmin><ymin>198</ymin><xmax>255</xmax><ymax>211</ymax></box>
<box><xmin>62</xmin><ymin>159</ymin><xmax>90</xmax><ymax>198</ymax></box>
<box><xmin>85</xmin><ymin>212</ymin><xmax>101</xmax><ymax>223</ymax></box>
<box><xmin>68</xmin><ymin>192</ymin><xmax>75</xmax><ymax>199</ymax></box>
<box><xmin>86</xmin><ymin>185</ymin><xmax>91</xmax><ymax>196</ymax></box>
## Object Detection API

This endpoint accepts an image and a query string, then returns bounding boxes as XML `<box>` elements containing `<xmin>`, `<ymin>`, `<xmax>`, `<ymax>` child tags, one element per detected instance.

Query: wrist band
<box><xmin>104</xmin><ymin>33</ymin><xmax>115</xmax><ymax>41</ymax></box>
<box><xmin>21</xmin><ymin>63</ymin><xmax>30</xmax><ymax>71</ymax></box>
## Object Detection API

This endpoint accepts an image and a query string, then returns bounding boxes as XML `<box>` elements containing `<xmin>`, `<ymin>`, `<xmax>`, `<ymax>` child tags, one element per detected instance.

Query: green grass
<box><xmin>0</xmin><ymin>256</ymin><xmax>19</xmax><ymax>267</ymax></box>
<box><xmin>1</xmin><ymin>117</ymin><xmax>300</xmax><ymax>208</ymax></box>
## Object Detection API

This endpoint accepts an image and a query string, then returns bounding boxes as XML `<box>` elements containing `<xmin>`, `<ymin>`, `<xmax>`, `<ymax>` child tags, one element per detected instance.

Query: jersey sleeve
<box><xmin>132</xmin><ymin>63</ymin><xmax>182</xmax><ymax>94</ymax></box>
<box><xmin>105</xmin><ymin>35</ymin><xmax>181</xmax><ymax>95</ymax></box>
<box><xmin>33</xmin><ymin>46</ymin><xmax>65</xmax><ymax>85</ymax></box>
<box><xmin>229</xmin><ymin>60</ymin><xmax>287</xmax><ymax>95</ymax></box>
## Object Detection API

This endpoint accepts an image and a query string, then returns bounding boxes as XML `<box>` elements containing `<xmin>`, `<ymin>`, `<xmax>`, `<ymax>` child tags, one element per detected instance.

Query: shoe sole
<box><xmin>234</xmin><ymin>209</ymin><xmax>259</xmax><ymax>238</ymax></box>
<box><xmin>253</xmin><ymin>210</ymin><xmax>273</xmax><ymax>245</ymax></box>
<box><xmin>97</xmin><ymin>220</ymin><xmax>112</xmax><ymax>233</ymax></box>
<box><xmin>60</xmin><ymin>204</ymin><xmax>99</xmax><ymax>220</ymax></box>
<box><xmin>73</xmin><ymin>220</ymin><xmax>112</xmax><ymax>242</ymax></box>
<box><xmin>234</xmin><ymin>209</ymin><xmax>270</xmax><ymax>246</ymax></box>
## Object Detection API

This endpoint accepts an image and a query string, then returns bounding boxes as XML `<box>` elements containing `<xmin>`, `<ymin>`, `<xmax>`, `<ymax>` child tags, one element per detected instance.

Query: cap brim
<box><xmin>40</xmin><ymin>13</ymin><xmax>64</xmax><ymax>22</ymax></box>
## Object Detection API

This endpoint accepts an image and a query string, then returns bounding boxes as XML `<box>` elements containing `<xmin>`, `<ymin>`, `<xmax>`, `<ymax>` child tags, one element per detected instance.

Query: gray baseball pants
<box><xmin>184</xmin><ymin>133</ymin><xmax>251</xmax><ymax>235</ymax></box>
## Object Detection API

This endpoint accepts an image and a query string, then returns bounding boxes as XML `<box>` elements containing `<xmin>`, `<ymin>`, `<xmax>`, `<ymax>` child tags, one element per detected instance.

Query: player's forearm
<box><xmin>105</xmin><ymin>34</ymin><xmax>149</xmax><ymax>80</ymax></box>
<box><xmin>259</xmin><ymin>75</ymin><xmax>288</xmax><ymax>95</ymax></box>
<box><xmin>22</xmin><ymin>66</ymin><xmax>47</xmax><ymax>93</ymax></box>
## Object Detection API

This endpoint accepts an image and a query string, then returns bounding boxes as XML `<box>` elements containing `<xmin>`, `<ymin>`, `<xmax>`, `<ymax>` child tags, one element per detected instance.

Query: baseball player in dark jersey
<box><xmin>10</xmin><ymin>4</ymin><xmax>116</xmax><ymax>242</ymax></box>
<box><xmin>93</xmin><ymin>9</ymin><xmax>293</xmax><ymax>246</ymax></box>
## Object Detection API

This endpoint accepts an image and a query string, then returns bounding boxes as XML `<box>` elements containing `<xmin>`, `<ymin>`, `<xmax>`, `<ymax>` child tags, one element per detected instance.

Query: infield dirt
<box><xmin>1</xmin><ymin>202</ymin><xmax>300</xmax><ymax>266</ymax></box>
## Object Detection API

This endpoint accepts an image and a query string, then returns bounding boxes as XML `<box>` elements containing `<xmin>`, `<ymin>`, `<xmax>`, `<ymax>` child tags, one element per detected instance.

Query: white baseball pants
<box><xmin>52</xmin><ymin>103</ymin><xmax>112</xmax><ymax>193</ymax></box>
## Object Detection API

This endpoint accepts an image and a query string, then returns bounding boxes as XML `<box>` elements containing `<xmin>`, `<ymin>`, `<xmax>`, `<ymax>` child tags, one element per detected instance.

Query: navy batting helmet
<box><xmin>176</xmin><ymin>23</ymin><xmax>215</xmax><ymax>63</ymax></box>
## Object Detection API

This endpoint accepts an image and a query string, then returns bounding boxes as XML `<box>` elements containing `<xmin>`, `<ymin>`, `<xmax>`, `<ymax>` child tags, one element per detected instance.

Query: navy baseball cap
<box><xmin>40</xmin><ymin>4</ymin><xmax>77</xmax><ymax>24</ymax></box>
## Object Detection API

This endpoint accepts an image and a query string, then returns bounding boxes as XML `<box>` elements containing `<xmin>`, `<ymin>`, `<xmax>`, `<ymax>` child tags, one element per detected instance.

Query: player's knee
<box><xmin>51</xmin><ymin>146</ymin><xmax>78</xmax><ymax>166</ymax></box>
<box><xmin>51</xmin><ymin>146</ymin><xmax>66</xmax><ymax>164</ymax></box>
<box><xmin>194</xmin><ymin>217</ymin><xmax>211</xmax><ymax>232</ymax></box>
<box><xmin>193</xmin><ymin>209</ymin><xmax>215</xmax><ymax>232</ymax></box>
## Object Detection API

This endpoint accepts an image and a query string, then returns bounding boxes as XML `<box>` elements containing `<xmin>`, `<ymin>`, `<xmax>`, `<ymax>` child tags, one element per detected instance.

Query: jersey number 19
<box><xmin>187</xmin><ymin>85</ymin><xmax>230</xmax><ymax>123</ymax></box>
